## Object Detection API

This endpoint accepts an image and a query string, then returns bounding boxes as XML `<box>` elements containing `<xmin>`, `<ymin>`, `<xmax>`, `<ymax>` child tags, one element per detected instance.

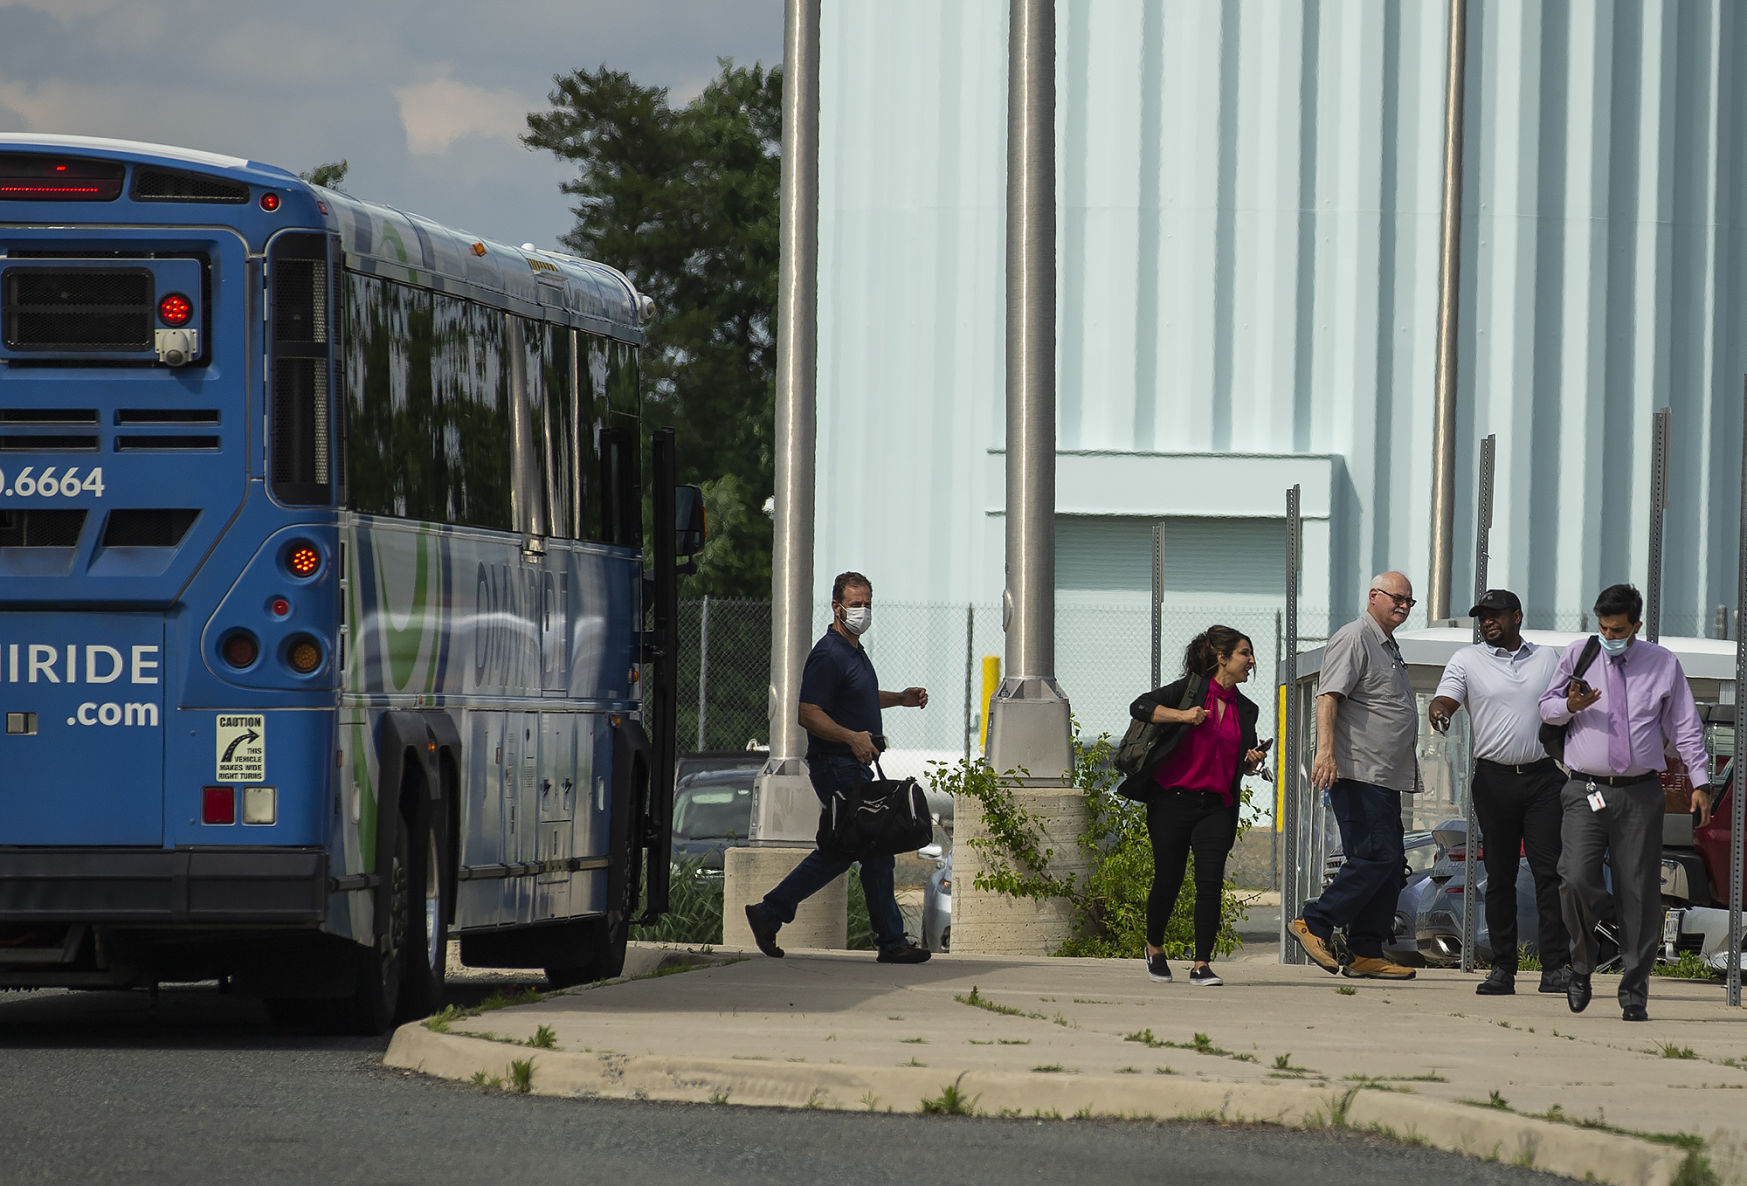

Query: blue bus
<box><xmin>0</xmin><ymin>136</ymin><xmax>699</xmax><ymax>1031</ymax></box>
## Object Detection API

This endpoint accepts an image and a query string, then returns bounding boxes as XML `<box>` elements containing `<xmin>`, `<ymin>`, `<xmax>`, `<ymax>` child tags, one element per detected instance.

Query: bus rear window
<box><xmin>0</xmin><ymin>155</ymin><xmax>124</xmax><ymax>201</ymax></box>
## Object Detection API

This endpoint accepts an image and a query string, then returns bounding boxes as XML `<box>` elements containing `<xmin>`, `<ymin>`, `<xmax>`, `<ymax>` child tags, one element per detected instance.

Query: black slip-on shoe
<box><xmin>1567</xmin><ymin>971</ymin><xmax>1592</xmax><ymax>1014</ymax></box>
<box><xmin>876</xmin><ymin>943</ymin><xmax>931</xmax><ymax>964</ymax></box>
<box><xmin>1187</xmin><ymin>965</ymin><xmax>1223</xmax><ymax>986</ymax></box>
<box><xmin>1146</xmin><ymin>953</ymin><xmax>1173</xmax><ymax>983</ymax></box>
<box><xmin>744</xmin><ymin>903</ymin><xmax>784</xmax><ymax>958</ymax></box>
<box><xmin>1475</xmin><ymin>967</ymin><xmax>1516</xmax><ymax>996</ymax></box>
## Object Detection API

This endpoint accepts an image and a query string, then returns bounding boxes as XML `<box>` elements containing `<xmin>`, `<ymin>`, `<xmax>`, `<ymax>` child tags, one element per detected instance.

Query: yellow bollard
<box><xmin>979</xmin><ymin>656</ymin><xmax>1001</xmax><ymax>754</ymax></box>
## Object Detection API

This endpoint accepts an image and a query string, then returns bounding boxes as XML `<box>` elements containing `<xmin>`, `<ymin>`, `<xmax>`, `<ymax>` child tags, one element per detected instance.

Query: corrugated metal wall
<box><xmin>815</xmin><ymin>0</ymin><xmax>1747</xmax><ymax>638</ymax></box>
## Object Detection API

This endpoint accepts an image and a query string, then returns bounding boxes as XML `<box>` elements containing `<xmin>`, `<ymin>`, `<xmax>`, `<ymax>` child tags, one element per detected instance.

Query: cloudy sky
<box><xmin>0</xmin><ymin>0</ymin><xmax>782</xmax><ymax>251</ymax></box>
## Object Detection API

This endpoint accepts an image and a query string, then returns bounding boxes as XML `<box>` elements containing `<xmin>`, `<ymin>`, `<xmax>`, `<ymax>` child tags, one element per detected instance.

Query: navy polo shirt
<box><xmin>798</xmin><ymin>627</ymin><xmax>882</xmax><ymax>762</ymax></box>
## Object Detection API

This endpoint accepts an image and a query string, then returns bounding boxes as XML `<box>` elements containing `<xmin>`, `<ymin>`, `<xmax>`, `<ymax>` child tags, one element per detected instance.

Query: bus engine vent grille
<box><xmin>131</xmin><ymin>168</ymin><xmax>250</xmax><ymax>204</ymax></box>
<box><xmin>100</xmin><ymin>509</ymin><xmax>199</xmax><ymax>548</ymax></box>
<box><xmin>2</xmin><ymin>267</ymin><xmax>153</xmax><ymax>351</ymax></box>
<box><xmin>0</xmin><ymin>508</ymin><xmax>85</xmax><ymax>548</ymax></box>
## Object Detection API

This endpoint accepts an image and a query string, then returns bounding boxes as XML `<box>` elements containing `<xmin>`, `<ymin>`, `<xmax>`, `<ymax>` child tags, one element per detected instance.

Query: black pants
<box><xmin>1145</xmin><ymin>788</ymin><xmax>1237</xmax><ymax>962</ymax></box>
<box><xmin>1471</xmin><ymin>758</ymin><xmax>1569</xmax><ymax>972</ymax></box>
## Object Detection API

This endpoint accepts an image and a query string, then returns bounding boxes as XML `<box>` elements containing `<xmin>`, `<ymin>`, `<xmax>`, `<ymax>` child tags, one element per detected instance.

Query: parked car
<box><xmin>921</xmin><ymin>846</ymin><xmax>951</xmax><ymax>952</ymax></box>
<box><xmin>670</xmin><ymin>768</ymin><xmax>756</xmax><ymax>872</ymax></box>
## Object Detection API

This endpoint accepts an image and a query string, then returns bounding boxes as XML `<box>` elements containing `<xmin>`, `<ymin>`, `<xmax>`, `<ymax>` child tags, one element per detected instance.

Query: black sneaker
<box><xmin>1187</xmin><ymin>965</ymin><xmax>1222</xmax><ymax>987</ymax></box>
<box><xmin>744</xmin><ymin>903</ymin><xmax>784</xmax><ymax>958</ymax></box>
<box><xmin>876</xmin><ymin>943</ymin><xmax>931</xmax><ymax>964</ymax></box>
<box><xmin>1146</xmin><ymin>953</ymin><xmax>1173</xmax><ymax>983</ymax></box>
<box><xmin>1475</xmin><ymin>967</ymin><xmax>1516</xmax><ymax>996</ymax></box>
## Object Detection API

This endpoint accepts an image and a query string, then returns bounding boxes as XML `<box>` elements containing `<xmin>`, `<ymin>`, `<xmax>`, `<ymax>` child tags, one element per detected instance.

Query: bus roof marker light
<box><xmin>470</xmin><ymin>242</ymin><xmax>487</xmax><ymax>256</ymax></box>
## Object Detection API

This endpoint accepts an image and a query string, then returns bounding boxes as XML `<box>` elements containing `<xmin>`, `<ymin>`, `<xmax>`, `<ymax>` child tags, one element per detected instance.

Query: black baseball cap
<box><xmin>1468</xmin><ymin>589</ymin><xmax>1523</xmax><ymax>616</ymax></box>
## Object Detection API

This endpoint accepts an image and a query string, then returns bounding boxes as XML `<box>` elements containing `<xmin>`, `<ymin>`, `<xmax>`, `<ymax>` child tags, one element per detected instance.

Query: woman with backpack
<box><xmin>1118</xmin><ymin>625</ymin><xmax>1268</xmax><ymax>986</ymax></box>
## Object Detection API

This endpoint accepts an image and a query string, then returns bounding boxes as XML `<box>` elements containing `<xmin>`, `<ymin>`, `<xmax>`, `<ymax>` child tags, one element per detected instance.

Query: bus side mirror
<box><xmin>674</xmin><ymin>485</ymin><xmax>707</xmax><ymax>557</ymax></box>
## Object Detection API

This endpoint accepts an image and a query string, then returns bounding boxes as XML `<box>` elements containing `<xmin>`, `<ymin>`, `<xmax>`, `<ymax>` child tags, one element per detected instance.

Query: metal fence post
<box><xmin>696</xmin><ymin>594</ymin><xmax>710</xmax><ymax>750</ymax></box>
<box><xmin>1647</xmin><ymin>407</ymin><xmax>1671</xmax><ymax>644</ymax></box>
<box><xmin>1281</xmin><ymin>485</ymin><xmax>1303</xmax><ymax>963</ymax></box>
<box><xmin>1151</xmin><ymin>523</ymin><xmax>1164</xmax><ymax>690</ymax></box>
<box><xmin>1730</xmin><ymin>378</ymin><xmax>1746</xmax><ymax>1007</ymax></box>
<box><xmin>1460</xmin><ymin>434</ymin><xmax>1494</xmax><ymax>974</ymax></box>
<box><xmin>963</xmin><ymin>604</ymin><xmax>975</xmax><ymax>762</ymax></box>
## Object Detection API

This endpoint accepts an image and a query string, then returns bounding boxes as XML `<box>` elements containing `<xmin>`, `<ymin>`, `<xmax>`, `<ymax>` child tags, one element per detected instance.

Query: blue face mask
<box><xmin>1598</xmin><ymin>634</ymin><xmax>1630</xmax><ymax>657</ymax></box>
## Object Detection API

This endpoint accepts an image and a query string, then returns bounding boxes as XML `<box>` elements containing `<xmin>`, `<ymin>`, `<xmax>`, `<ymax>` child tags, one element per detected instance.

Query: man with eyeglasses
<box><xmin>1428</xmin><ymin>589</ymin><xmax>1570</xmax><ymax>997</ymax></box>
<box><xmin>1538</xmin><ymin>583</ymin><xmax>1713</xmax><ymax>1022</ymax></box>
<box><xmin>1289</xmin><ymin>572</ymin><xmax>1420</xmax><ymax>981</ymax></box>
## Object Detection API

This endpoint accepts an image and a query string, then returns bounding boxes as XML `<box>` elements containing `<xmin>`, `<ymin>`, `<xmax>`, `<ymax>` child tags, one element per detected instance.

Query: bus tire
<box><xmin>399</xmin><ymin>797</ymin><xmax>449</xmax><ymax>1019</ymax></box>
<box><xmin>326</xmin><ymin>820</ymin><xmax>410</xmax><ymax>1034</ymax></box>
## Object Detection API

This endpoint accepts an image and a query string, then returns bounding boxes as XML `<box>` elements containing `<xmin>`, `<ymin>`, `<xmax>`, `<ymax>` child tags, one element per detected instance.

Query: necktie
<box><xmin>1605</xmin><ymin>655</ymin><xmax>1631</xmax><ymax>774</ymax></box>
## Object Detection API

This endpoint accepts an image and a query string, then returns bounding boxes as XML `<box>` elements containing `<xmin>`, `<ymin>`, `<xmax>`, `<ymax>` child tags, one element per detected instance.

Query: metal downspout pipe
<box><xmin>1427</xmin><ymin>0</ymin><xmax>1467</xmax><ymax>623</ymax></box>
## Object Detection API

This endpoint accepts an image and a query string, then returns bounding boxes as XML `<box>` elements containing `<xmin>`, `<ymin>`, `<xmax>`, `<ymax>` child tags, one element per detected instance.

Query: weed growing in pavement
<box><xmin>920</xmin><ymin>1083</ymin><xmax>977</xmax><ymax>1116</ymax></box>
<box><xmin>527</xmin><ymin>1024</ymin><xmax>558</xmax><ymax>1049</ymax></box>
<box><xmin>1335</xmin><ymin>986</ymin><xmax>1356</xmax><ymax>996</ymax></box>
<box><xmin>954</xmin><ymin>984</ymin><xmax>1056</xmax><ymax>1023</ymax></box>
<box><xmin>1659</xmin><ymin>1042</ymin><xmax>1700</xmax><ymax>1060</ymax></box>
<box><xmin>480</xmin><ymin>988</ymin><xmax>545</xmax><ymax>1012</ymax></box>
<box><xmin>1153</xmin><ymin>1066</ymin><xmax>1176</xmax><ymax>1075</ymax></box>
<box><xmin>508</xmin><ymin>1059</ymin><xmax>534</xmax><ymax>1094</ymax></box>
<box><xmin>804</xmin><ymin>1088</ymin><xmax>826</xmax><ymax>1110</ymax></box>
<box><xmin>1071</xmin><ymin>998</ymin><xmax>1114</xmax><ymax>1005</ymax></box>
<box><xmin>1653</xmin><ymin>952</ymin><xmax>1720</xmax><ymax>981</ymax></box>
<box><xmin>1032</xmin><ymin>1064</ymin><xmax>1066</xmax><ymax>1073</ymax></box>
<box><xmin>1124</xmin><ymin>1028</ymin><xmax>1165</xmax><ymax>1048</ymax></box>
<box><xmin>424</xmin><ymin>1005</ymin><xmax>466</xmax><ymax>1033</ymax></box>
<box><xmin>967</xmin><ymin>1039</ymin><xmax>993</xmax><ymax>1046</ymax></box>
<box><xmin>1116</xmin><ymin>1066</ymin><xmax>1140</xmax><ymax>1074</ymax></box>
<box><xmin>1272</xmin><ymin>1053</ymin><xmax>1319</xmax><ymax>1076</ymax></box>
<box><xmin>1487</xmin><ymin>1090</ymin><xmax>1509</xmax><ymax>1109</ymax></box>
<box><xmin>469</xmin><ymin>1071</ymin><xmax>503</xmax><ymax>1090</ymax></box>
<box><xmin>905</xmin><ymin>1057</ymin><xmax>927</xmax><ymax>1067</ymax></box>
<box><xmin>860</xmin><ymin>1091</ymin><xmax>881</xmax><ymax>1111</ymax></box>
<box><xmin>710</xmin><ymin>1087</ymin><xmax>731</xmax><ymax>1105</ymax></box>
<box><xmin>901</xmin><ymin>1037</ymin><xmax>927</xmax><ymax>1044</ymax></box>
<box><xmin>996</xmin><ymin>1039</ymin><xmax>1030</xmax><ymax>1046</ymax></box>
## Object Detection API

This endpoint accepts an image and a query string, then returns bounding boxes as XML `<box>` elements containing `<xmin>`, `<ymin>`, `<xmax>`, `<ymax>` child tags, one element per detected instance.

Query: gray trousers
<box><xmin>1557</xmin><ymin>775</ymin><xmax>1663</xmax><ymax>1011</ymax></box>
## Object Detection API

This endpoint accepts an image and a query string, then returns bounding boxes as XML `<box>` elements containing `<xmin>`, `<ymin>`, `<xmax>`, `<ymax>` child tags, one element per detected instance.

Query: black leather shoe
<box><xmin>1567</xmin><ymin>971</ymin><xmax>1592</xmax><ymax>1014</ymax></box>
<box><xmin>1622</xmin><ymin>1005</ymin><xmax>1649</xmax><ymax>1022</ymax></box>
<box><xmin>1537</xmin><ymin>967</ymin><xmax>1572</xmax><ymax>994</ymax></box>
<box><xmin>744</xmin><ymin>903</ymin><xmax>784</xmax><ymax>958</ymax></box>
<box><xmin>876</xmin><ymin>943</ymin><xmax>931</xmax><ymax>964</ymax></box>
<box><xmin>1475</xmin><ymin>967</ymin><xmax>1516</xmax><ymax>996</ymax></box>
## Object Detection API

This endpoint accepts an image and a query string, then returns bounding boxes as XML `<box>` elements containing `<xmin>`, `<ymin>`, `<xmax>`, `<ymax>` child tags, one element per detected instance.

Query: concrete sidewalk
<box><xmin>386</xmin><ymin>945</ymin><xmax>1747</xmax><ymax>1185</ymax></box>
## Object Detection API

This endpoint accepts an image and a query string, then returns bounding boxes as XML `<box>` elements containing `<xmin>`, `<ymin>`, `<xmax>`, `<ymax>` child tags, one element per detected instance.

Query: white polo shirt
<box><xmin>1434</xmin><ymin>639</ymin><xmax>1562</xmax><ymax>766</ymax></box>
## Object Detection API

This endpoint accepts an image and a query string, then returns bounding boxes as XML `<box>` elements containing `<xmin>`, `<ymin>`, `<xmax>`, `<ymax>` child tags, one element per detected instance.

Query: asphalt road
<box><xmin>0</xmin><ymin>981</ymin><xmax>1579</xmax><ymax>1186</ymax></box>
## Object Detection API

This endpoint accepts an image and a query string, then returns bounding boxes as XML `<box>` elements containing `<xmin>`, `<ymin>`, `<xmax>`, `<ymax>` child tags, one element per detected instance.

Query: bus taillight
<box><xmin>158</xmin><ymin>293</ymin><xmax>192</xmax><ymax>326</ymax></box>
<box><xmin>286</xmin><ymin>543</ymin><xmax>321</xmax><ymax>579</ymax></box>
<box><xmin>286</xmin><ymin>636</ymin><xmax>322</xmax><ymax>674</ymax></box>
<box><xmin>220</xmin><ymin>631</ymin><xmax>259</xmax><ymax>669</ymax></box>
<box><xmin>202</xmin><ymin>786</ymin><xmax>236</xmax><ymax>825</ymax></box>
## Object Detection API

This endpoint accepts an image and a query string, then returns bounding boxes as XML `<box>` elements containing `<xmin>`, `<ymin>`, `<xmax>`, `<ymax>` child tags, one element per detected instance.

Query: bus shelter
<box><xmin>1277</xmin><ymin>627</ymin><xmax>1741</xmax><ymax>968</ymax></box>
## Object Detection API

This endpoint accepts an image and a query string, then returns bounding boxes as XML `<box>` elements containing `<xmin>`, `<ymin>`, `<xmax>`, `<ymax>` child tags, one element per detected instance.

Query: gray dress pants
<box><xmin>1556</xmin><ymin>775</ymin><xmax>1663</xmax><ymax>1012</ymax></box>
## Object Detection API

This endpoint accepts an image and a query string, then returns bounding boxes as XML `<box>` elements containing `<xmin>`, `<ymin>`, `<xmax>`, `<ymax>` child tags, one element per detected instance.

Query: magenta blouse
<box><xmin>1151</xmin><ymin>679</ymin><xmax>1242</xmax><ymax>805</ymax></box>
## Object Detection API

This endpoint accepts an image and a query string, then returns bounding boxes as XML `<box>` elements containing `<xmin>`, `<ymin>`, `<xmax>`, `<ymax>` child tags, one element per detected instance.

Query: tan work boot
<box><xmin>1341</xmin><ymin>955</ymin><xmax>1416</xmax><ymax>980</ymax></box>
<box><xmin>1288</xmin><ymin>918</ymin><xmax>1341</xmax><ymax>974</ymax></box>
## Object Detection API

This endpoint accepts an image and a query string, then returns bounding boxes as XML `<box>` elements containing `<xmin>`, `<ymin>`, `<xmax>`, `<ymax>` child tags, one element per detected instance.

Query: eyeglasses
<box><xmin>1371</xmin><ymin>588</ymin><xmax>1417</xmax><ymax>609</ymax></box>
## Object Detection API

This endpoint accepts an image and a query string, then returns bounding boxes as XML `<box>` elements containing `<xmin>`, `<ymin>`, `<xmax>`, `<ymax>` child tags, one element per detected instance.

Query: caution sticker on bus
<box><xmin>216</xmin><ymin>714</ymin><xmax>266</xmax><ymax>781</ymax></box>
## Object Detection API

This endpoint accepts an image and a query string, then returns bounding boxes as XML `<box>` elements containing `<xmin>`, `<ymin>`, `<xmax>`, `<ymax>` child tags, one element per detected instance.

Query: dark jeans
<box><xmin>1302</xmin><ymin>779</ymin><xmax>1404</xmax><ymax>959</ymax></box>
<box><xmin>1145</xmin><ymin>788</ymin><xmax>1237</xmax><ymax>962</ymax></box>
<box><xmin>1471</xmin><ymin>758</ymin><xmax>1568</xmax><ymax>973</ymax></box>
<box><xmin>758</xmin><ymin>756</ymin><xmax>908</xmax><ymax>952</ymax></box>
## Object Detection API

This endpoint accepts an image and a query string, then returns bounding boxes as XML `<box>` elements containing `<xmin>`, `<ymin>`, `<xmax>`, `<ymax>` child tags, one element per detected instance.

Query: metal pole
<box><xmin>1281</xmin><ymin>485</ymin><xmax>1303</xmax><ymax>963</ymax></box>
<box><xmin>1151</xmin><ymin>522</ymin><xmax>1164</xmax><ymax>689</ymax></box>
<box><xmin>696</xmin><ymin>594</ymin><xmax>710</xmax><ymax>751</ymax></box>
<box><xmin>1646</xmin><ymin>407</ymin><xmax>1671</xmax><ymax>644</ymax></box>
<box><xmin>1730</xmin><ymin>377</ymin><xmax>1746</xmax><ymax>1008</ymax></box>
<box><xmin>1426</xmin><ymin>0</ymin><xmax>1468</xmax><ymax>623</ymax></box>
<box><xmin>986</xmin><ymin>0</ymin><xmax>1072</xmax><ymax>780</ymax></box>
<box><xmin>1461</xmin><ymin>434</ymin><xmax>1493</xmax><ymax>974</ymax></box>
<box><xmin>751</xmin><ymin>0</ymin><xmax>821</xmax><ymax>841</ymax></box>
<box><xmin>963</xmin><ymin>604</ymin><xmax>975</xmax><ymax>763</ymax></box>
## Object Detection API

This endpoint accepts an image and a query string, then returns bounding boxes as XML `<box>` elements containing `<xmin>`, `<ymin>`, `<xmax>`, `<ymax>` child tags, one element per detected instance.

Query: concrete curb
<box><xmin>383</xmin><ymin>1024</ymin><xmax>1690</xmax><ymax>1186</ymax></box>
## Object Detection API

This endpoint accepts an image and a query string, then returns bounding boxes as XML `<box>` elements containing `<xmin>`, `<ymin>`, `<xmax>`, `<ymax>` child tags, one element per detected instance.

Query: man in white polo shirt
<box><xmin>1428</xmin><ymin>589</ymin><xmax>1570</xmax><ymax>997</ymax></box>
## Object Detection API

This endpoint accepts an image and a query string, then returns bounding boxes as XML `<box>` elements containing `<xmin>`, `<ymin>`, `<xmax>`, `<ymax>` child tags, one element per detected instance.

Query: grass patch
<box><xmin>508</xmin><ymin>1058</ymin><xmax>534</xmax><ymax>1094</ymax></box>
<box><xmin>921</xmin><ymin>1083</ymin><xmax>977</xmax><ymax>1115</ymax></box>
<box><xmin>1659</xmin><ymin>1042</ymin><xmax>1699</xmax><ymax>1060</ymax></box>
<box><xmin>1653</xmin><ymin>952</ymin><xmax>1720</xmax><ymax>981</ymax></box>
<box><xmin>422</xmin><ymin>989</ymin><xmax>545</xmax><ymax>1034</ymax></box>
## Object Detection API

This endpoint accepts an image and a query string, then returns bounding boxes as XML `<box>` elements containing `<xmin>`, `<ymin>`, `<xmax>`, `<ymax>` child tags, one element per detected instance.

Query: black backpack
<box><xmin>1537</xmin><ymin>635</ymin><xmax>1603</xmax><ymax>763</ymax></box>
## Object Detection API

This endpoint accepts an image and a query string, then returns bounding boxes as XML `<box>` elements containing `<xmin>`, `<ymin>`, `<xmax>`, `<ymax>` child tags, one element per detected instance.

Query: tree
<box><xmin>300</xmin><ymin>161</ymin><xmax>349</xmax><ymax>189</ymax></box>
<box><xmin>524</xmin><ymin>62</ymin><xmax>781</xmax><ymax>599</ymax></box>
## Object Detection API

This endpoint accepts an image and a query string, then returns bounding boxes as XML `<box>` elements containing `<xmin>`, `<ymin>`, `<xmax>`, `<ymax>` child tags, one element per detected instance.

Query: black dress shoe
<box><xmin>1475</xmin><ymin>967</ymin><xmax>1516</xmax><ymax>996</ymax></box>
<box><xmin>1567</xmin><ymin>971</ymin><xmax>1592</xmax><ymax>1014</ymax></box>
<box><xmin>1622</xmin><ymin>1005</ymin><xmax>1649</xmax><ymax>1022</ymax></box>
<box><xmin>1537</xmin><ymin>967</ymin><xmax>1572</xmax><ymax>994</ymax></box>
<box><xmin>744</xmin><ymin>903</ymin><xmax>784</xmax><ymax>958</ymax></box>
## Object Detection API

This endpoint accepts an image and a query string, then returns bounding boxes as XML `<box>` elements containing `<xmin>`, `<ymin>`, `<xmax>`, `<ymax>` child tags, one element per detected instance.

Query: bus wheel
<box><xmin>399</xmin><ymin>800</ymin><xmax>449</xmax><ymax>1020</ymax></box>
<box><xmin>327</xmin><ymin>821</ymin><xmax>410</xmax><ymax>1034</ymax></box>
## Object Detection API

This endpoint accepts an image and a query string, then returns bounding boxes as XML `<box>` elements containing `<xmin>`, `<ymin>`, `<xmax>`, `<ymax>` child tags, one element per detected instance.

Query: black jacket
<box><xmin>1116</xmin><ymin>675</ymin><xmax>1260</xmax><ymax>805</ymax></box>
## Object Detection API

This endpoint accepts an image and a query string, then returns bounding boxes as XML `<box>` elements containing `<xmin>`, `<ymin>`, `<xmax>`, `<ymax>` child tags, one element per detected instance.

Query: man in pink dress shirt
<box><xmin>1538</xmin><ymin>584</ymin><xmax>1715</xmax><ymax>1022</ymax></box>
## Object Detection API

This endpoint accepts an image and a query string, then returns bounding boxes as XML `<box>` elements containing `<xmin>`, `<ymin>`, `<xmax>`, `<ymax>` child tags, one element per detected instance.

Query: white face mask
<box><xmin>1598</xmin><ymin>634</ymin><xmax>1630</xmax><ymax>657</ymax></box>
<box><xmin>840</xmin><ymin>606</ymin><xmax>872</xmax><ymax>637</ymax></box>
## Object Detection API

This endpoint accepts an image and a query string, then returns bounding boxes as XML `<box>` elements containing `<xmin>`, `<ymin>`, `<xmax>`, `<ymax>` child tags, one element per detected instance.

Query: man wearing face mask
<box><xmin>1538</xmin><ymin>584</ymin><xmax>1714</xmax><ymax>1022</ymax></box>
<box><xmin>744</xmin><ymin>571</ymin><xmax>933</xmax><ymax>964</ymax></box>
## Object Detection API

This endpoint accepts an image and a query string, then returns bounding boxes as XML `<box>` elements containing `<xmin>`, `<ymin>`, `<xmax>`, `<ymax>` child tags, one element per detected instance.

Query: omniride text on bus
<box><xmin>0</xmin><ymin>135</ymin><xmax>705</xmax><ymax>1032</ymax></box>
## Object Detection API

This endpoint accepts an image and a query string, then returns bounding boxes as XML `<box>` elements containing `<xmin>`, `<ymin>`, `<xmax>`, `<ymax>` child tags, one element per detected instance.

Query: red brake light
<box><xmin>287</xmin><ymin>544</ymin><xmax>321</xmax><ymax>578</ymax></box>
<box><xmin>270</xmin><ymin>597</ymin><xmax>291</xmax><ymax>618</ymax></box>
<box><xmin>260</xmin><ymin>192</ymin><xmax>280</xmax><ymax>212</ymax></box>
<box><xmin>158</xmin><ymin>293</ymin><xmax>192</xmax><ymax>326</ymax></box>
<box><xmin>202</xmin><ymin>786</ymin><xmax>236</xmax><ymax>825</ymax></box>
<box><xmin>221</xmin><ymin>631</ymin><xmax>260</xmax><ymax>668</ymax></box>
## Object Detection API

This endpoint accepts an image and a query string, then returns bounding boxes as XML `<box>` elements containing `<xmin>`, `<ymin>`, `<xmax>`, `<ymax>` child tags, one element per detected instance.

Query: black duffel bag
<box><xmin>817</xmin><ymin>759</ymin><xmax>933</xmax><ymax>860</ymax></box>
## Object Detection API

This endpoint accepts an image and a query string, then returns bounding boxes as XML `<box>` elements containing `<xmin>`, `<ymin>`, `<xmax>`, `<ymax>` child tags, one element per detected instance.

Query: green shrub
<box><xmin>936</xmin><ymin>723</ymin><xmax>1253</xmax><ymax>959</ymax></box>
